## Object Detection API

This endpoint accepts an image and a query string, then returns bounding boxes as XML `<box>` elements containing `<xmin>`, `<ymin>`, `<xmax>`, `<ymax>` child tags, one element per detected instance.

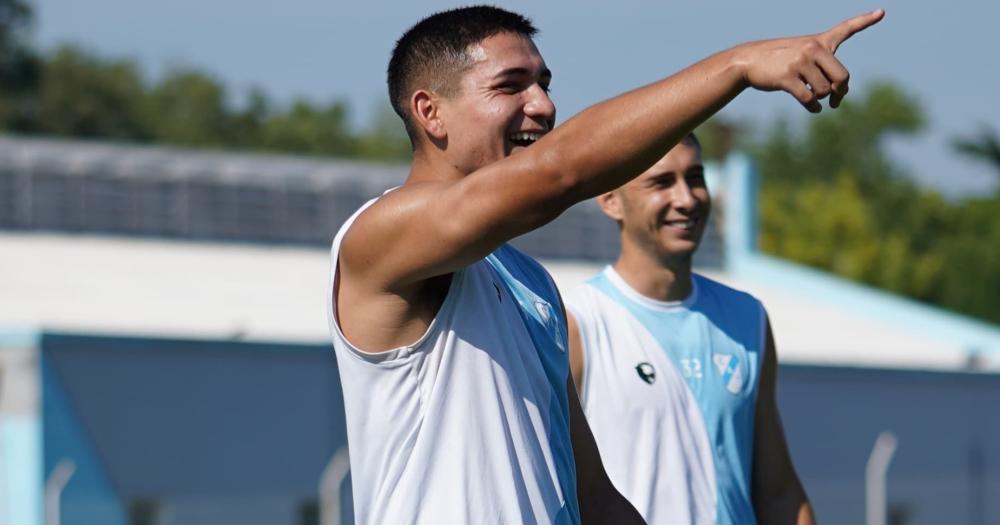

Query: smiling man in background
<box><xmin>326</xmin><ymin>5</ymin><xmax>880</xmax><ymax>524</ymax></box>
<box><xmin>566</xmin><ymin>135</ymin><xmax>814</xmax><ymax>524</ymax></box>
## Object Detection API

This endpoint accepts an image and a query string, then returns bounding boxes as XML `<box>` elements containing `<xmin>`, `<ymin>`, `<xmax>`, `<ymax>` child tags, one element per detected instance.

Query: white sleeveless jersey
<box><xmin>567</xmin><ymin>267</ymin><xmax>765</xmax><ymax>525</ymax></box>
<box><xmin>327</xmin><ymin>197</ymin><xmax>580</xmax><ymax>525</ymax></box>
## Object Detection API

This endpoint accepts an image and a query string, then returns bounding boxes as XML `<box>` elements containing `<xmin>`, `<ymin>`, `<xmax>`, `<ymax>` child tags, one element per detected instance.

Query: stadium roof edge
<box><xmin>0</xmin><ymin>133</ymin><xmax>410</xmax><ymax>184</ymax></box>
<box><xmin>715</xmin><ymin>152</ymin><xmax>1000</xmax><ymax>362</ymax></box>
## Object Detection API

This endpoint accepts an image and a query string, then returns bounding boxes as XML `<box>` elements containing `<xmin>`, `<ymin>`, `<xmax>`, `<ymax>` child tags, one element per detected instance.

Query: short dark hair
<box><xmin>387</xmin><ymin>6</ymin><xmax>538</xmax><ymax>144</ymax></box>
<box><xmin>684</xmin><ymin>132</ymin><xmax>701</xmax><ymax>151</ymax></box>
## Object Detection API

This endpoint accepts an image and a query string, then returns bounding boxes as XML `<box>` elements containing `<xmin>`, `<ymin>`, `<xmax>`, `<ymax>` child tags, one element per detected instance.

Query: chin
<box><xmin>660</xmin><ymin>242</ymin><xmax>698</xmax><ymax>260</ymax></box>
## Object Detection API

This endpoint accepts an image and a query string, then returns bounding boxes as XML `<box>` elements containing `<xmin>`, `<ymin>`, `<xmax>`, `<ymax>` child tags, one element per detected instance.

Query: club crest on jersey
<box><xmin>635</xmin><ymin>362</ymin><xmax>656</xmax><ymax>384</ymax></box>
<box><xmin>534</xmin><ymin>299</ymin><xmax>552</xmax><ymax>323</ymax></box>
<box><xmin>713</xmin><ymin>353</ymin><xmax>744</xmax><ymax>394</ymax></box>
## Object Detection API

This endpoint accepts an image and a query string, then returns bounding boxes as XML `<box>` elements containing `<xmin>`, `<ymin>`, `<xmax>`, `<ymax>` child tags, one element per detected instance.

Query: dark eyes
<box><xmin>496</xmin><ymin>82</ymin><xmax>520</xmax><ymax>93</ymax></box>
<box><xmin>649</xmin><ymin>171</ymin><xmax>705</xmax><ymax>188</ymax></box>
<box><xmin>496</xmin><ymin>81</ymin><xmax>551</xmax><ymax>94</ymax></box>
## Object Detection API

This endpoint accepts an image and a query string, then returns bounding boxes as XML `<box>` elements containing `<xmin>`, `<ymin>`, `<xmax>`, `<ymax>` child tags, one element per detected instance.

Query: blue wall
<box><xmin>779</xmin><ymin>364</ymin><xmax>1000</xmax><ymax>524</ymax></box>
<box><xmin>39</xmin><ymin>332</ymin><xmax>1000</xmax><ymax>525</ymax></box>
<box><xmin>42</xmin><ymin>333</ymin><xmax>349</xmax><ymax>525</ymax></box>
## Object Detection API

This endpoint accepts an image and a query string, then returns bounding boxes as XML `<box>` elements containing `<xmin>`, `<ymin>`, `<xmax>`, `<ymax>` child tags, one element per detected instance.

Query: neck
<box><xmin>612</xmin><ymin>242</ymin><xmax>694</xmax><ymax>302</ymax></box>
<box><xmin>406</xmin><ymin>145</ymin><xmax>466</xmax><ymax>184</ymax></box>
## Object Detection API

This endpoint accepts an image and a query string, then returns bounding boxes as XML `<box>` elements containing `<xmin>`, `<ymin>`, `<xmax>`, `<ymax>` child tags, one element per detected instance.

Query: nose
<box><xmin>670</xmin><ymin>178</ymin><xmax>696</xmax><ymax>211</ymax></box>
<box><xmin>523</xmin><ymin>84</ymin><xmax>556</xmax><ymax>126</ymax></box>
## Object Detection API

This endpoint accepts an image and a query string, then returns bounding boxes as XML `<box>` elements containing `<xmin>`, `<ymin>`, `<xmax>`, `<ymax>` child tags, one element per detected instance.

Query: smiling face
<box><xmin>435</xmin><ymin>31</ymin><xmax>555</xmax><ymax>174</ymax></box>
<box><xmin>601</xmin><ymin>138</ymin><xmax>710</xmax><ymax>264</ymax></box>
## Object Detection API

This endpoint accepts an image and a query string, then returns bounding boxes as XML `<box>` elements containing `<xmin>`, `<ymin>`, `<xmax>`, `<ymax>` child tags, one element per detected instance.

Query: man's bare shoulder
<box><xmin>338</xmin><ymin>179</ymin><xmax>459</xmax><ymax>290</ymax></box>
<box><xmin>342</xmin><ymin>181</ymin><xmax>446</xmax><ymax>250</ymax></box>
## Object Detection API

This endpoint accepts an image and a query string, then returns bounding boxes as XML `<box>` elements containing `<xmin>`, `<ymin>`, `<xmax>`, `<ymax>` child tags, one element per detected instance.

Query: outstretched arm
<box><xmin>339</xmin><ymin>11</ymin><xmax>884</xmax><ymax>350</ymax></box>
<box><xmin>346</xmin><ymin>9</ymin><xmax>885</xmax><ymax>284</ymax></box>
<box><xmin>752</xmin><ymin>320</ymin><xmax>815</xmax><ymax>524</ymax></box>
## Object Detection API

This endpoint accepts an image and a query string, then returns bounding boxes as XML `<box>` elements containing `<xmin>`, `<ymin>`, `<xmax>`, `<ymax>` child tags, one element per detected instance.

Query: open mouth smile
<box><xmin>509</xmin><ymin>131</ymin><xmax>545</xmax><ymax>147</ymax></box>
<box><xmin>663</xmin><ymin>218</ymin><xmax>699</xmax><ymax>231</ymax></box>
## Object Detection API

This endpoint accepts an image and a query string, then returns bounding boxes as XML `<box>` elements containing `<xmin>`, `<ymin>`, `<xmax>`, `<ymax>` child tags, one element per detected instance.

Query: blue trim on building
<box><xmin>0</xmin><ymin>418</ymin><xmax>41</xmax><ymax>525</ymax></box>
<box><xmin>716</xmin><ymin>153</ymin><xmax>1000</xmax><ymax>357</ymax></box>
<box><xmin>0</xmin><ymin>327</ymin><xmax>40</xmax><ymax>348</ymax></box>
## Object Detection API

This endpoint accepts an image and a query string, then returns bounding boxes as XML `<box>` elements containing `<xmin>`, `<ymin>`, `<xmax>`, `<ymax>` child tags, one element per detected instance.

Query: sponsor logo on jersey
<box><xmin>635</xmin><ymin>362</ymin><xmax>656</xmax><ymax>384</ymax></box>
<box><xmin>534</xmin><ymin>299</ymin><xmax>552</xmax><ymax>323</ymax></box>
<box><xmin>713</xmin><ymin>353</ymin><xmax>744</xmax><ymax>394</ymax></box>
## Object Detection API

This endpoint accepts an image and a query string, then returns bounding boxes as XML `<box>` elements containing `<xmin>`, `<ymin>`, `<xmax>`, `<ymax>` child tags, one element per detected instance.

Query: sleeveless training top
<box><xmin>567</xmin><ymin>267</ymin><xmax>765</xmax><ymax>525</ymax></box>
<box><xmin>327</xmin><ymin>197</ymin><xmax>580</xmax><ymax>525</ymax></box>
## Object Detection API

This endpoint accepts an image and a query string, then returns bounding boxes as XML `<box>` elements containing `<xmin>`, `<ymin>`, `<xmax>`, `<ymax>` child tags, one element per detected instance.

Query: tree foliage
<box><xmin>752</xmin><ymin>82</ymin><xmax>1000</xmax><ymax>324</ymax></box>
<box><xmin>951</xmin><ymin>124</ymin><xmax>1000</xmax><ymax>179</ymax></box>
<box><xmin>0</xmin><ymin>2</ymin><xmax>411</xmax><ymax>160</ymax></box>
<box><xmin>0</xmin><ymin>0</ymin><xmax>38</xmax><ymax>129</ymax></box>
<box><xmin>36</xmin><ymin>46</ymin><xmax>148</xmax><ymax>139</ymax></box>
<box><xmin>20</xmin><ymin>45</ymin><xmax>412</xmax><ymax>160</ymax></box>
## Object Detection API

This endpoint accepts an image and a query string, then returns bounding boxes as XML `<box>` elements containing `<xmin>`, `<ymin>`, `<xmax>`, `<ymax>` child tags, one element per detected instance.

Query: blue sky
<box><xmin>34</xmin><ymin>0</ymin><xmax>999</xmax><ymax>197</ymax></box>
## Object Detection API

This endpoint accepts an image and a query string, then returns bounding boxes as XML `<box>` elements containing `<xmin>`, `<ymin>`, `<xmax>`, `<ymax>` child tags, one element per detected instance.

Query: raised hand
<box><xmin>739</xmin><ymin>9</ymin><xmax>885</xmax><ymax>112</ymax></box>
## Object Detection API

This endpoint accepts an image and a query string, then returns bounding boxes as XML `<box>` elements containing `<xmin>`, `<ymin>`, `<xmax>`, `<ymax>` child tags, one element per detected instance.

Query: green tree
<box><xmin>951</xmin><ymin>124</ymin><xmax>1000</xmax><ymax>182</ymax></box>
<box><xmin>228</xmin><ymin>86</ymin><xmax>270</xmax><ymax>149</ymax></box>
<box><xmin>143</xmin><ymin>68</ymin><xmax>235</xmax><ymax>147</ymax></box>
<box><xmin>753</xmin><ymin>81</ymin><xmax>1000</xmax><ymax>324</ymax></box>
<box><xmin>35</xmin><ymin>45</ymin><xmax>148</xmax><ymax>139</ymax></box>
<box><xmin>354</xmin><ymin>104</ymin><xmax>411</xmax><ymax>161</ymax></box>
<box><xmin>937</xmin><ymin>195</ymin><xmax>1000</xmax><ymax>321</ymax></box>
<box><xmin>1</xmin><ymin>14</ymin><xmax>410</xmax><ymax>161</ymax></box>
<box><xmin>0</xmin><ymin>0</ymin><xmax>38</xmax><ymax>129</ymax></box>
<box><xmin>258</xmin><ymin>98</ymin><xmax>356</xmax><ymax>156</ymax></box>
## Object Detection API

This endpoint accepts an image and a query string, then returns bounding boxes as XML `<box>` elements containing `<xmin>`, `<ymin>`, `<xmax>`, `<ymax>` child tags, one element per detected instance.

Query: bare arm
<box><xmin>568</xmin><ymin>311</ymin><xmax>585</xmax><ymax>396</ymax></box>
<box><xmin>568</xmin><ymin>377</ymin><xmax>645</xmax><ymax>524</ymax></box>
<box><xmin>339</xmin><ymin>11</ymin><xmax>884</xmax><ymax>350</ymax></box>
<box><xmin>752</xmin><ymin>320</ymin><xmax>815</xmax><ymax>524</ymax></box>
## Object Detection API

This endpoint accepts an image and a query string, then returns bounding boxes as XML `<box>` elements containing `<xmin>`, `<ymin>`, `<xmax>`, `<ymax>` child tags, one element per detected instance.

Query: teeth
<box><xmin>666</xmin><ymin>219</ymin><xmax>696</xmax><ymax>228</ymax></box>
<box><xmin>510</xmin><ymin>132</ymin><xmax>542</xmax><ymax>143</ymax></box>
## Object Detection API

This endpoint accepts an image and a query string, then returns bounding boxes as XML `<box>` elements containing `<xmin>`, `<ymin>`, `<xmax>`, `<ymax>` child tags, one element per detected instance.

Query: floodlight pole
<box><xmin>865</xmin><ymin>431</ymin><xmax>898</xmax><ymax>525</ymax></box>
<box><xmin>44</xmin><ymin>459</ymin><xmax>76</xmax><ymax>525</ymax></box>
<box><xmin>319</xmin><ymin>447</ymin><xmax>351</xmax><ymax>525</ymax></box>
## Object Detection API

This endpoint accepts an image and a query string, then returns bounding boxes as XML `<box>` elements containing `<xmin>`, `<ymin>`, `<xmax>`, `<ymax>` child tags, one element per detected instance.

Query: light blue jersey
<box><xmin>567</xmin><ymin>266</ymin><xmax>766</xmax><ymax>525</ymax></box>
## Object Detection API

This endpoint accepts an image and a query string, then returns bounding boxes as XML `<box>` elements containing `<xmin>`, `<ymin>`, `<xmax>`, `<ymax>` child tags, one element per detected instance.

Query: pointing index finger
<box><xmin>822</xmin><ymin>9</ymin><xmax>885</xmax><ymax>53</ymax></box>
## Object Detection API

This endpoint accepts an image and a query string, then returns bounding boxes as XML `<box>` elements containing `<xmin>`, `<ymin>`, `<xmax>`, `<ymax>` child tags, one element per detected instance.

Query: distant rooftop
<box><xmin>0</xmin><ymin>134</ymin><xmax>724</xmax><ymax>266</ymax></box>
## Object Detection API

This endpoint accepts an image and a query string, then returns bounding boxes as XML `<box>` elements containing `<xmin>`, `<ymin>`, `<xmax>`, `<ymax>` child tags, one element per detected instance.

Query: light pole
<box><xmin>865</xmin><ymin>431</ymin><xmax>898</xmax><ymax>525</ymax></box>
<box><xmin>44</xmin><ymin>459</ymin><xmax>76</xmax><ymax>525</ymax></box>
<box><xmin>319</xmin><ymin>447</ymin><xmax>350</xmax><ymax>525</ymax></box>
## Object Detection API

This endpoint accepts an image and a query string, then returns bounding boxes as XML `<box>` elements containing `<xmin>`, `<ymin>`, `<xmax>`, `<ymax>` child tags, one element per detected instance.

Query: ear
<box><xmin>596</xmin><ymin>191</ymin><xmax>625</xmax><ymax>222</ymax></box>
<box><xmin>411</xmin><ymin>89</ymin><xmax>447</xmax><ymax>141</ymax></box>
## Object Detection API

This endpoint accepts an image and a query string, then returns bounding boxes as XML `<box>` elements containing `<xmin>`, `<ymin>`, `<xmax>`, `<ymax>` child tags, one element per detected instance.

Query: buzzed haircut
<box><xmin>387</xmin><ymin>5</ymin><xmax>538</xmax><ymax>143</ymax></box>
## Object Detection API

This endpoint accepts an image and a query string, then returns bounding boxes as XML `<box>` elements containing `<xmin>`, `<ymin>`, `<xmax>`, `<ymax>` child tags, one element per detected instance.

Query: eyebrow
<box><xmin>492</xmin><ymin>66</ymin><xmax>552</xmax><ymax>81</ymax></box>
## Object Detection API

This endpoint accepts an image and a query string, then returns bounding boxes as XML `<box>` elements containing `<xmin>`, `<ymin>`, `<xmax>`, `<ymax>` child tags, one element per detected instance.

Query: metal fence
<box><xmin>0</xmin><ymin>135</ymin><xmax>722</xmax><ymax>266</ymax></box>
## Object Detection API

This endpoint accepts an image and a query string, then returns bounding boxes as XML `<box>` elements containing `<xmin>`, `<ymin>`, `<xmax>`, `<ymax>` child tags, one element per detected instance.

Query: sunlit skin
<box><xmin>414</xmin><ymin>32</ymin><xmax>555</xmax><ymax>180</ymax></box>
<box><xmin>597</xmin><ymin>138</ymin><xmax>708</xmax><ymax>301</ymax></box>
